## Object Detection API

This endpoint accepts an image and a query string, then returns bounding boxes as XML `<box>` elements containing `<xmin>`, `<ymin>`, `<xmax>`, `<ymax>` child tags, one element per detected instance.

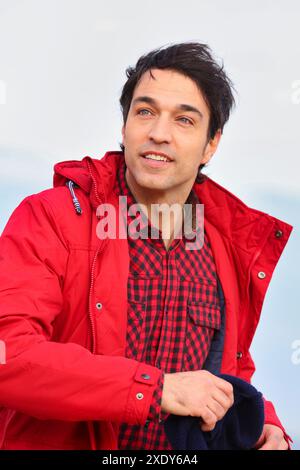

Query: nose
<box><xmin>148</xmin><ymin>115</ymin><xmax>172</xmax><ymax>144</ymax></box>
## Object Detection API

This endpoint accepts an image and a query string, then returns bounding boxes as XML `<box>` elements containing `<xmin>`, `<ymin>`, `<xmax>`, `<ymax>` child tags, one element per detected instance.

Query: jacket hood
<box><xmin>53</xmin><ymin>159</ymin><xmax>92</xmax><ymax>193</ymax></box>
<box><xmin>53</xmin><ymin>151</ymin><xmax>125</xmax><ymax>210</ymax></box>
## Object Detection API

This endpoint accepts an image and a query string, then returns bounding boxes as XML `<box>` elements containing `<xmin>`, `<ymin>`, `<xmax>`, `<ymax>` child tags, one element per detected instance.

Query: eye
<box><xmin>137</xmin><ymin>108</ymin><xmax>152</xmax><ymax>116</ymax></box>
<box><xmin>178</xmin><ymin>117</ymin><xmax>193</xmax><ymax>125</ymax></box>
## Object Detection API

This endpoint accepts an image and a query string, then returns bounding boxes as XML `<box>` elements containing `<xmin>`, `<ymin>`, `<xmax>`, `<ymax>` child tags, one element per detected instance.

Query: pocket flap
<box><xmin>187</xmin><ymin>303</ymin><xmax>221</xmax><ymax>330</ymax></box>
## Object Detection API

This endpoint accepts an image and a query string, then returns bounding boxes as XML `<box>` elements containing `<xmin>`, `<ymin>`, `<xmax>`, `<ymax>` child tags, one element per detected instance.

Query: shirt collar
<box><xmin>115</xmin><ymin>158</ymin><xmax>202</xmax><ymax>242</ymax></box>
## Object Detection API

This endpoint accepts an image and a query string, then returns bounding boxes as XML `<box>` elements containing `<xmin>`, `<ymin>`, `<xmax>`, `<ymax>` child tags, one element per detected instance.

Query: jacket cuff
<box><xmin>122</xmin><ymin>362</ymin><xmax>162</xmax><ymax>425</ymax></box>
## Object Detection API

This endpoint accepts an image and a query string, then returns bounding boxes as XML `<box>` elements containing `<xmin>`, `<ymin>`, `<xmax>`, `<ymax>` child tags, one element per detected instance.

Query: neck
<box><xmin>125</xmin><ymin>169</ymin><xmax>193</xmax><ymax>207</ymax></box>
<box><xmin>125</xmin><ymin>169</ymin><xmax>194</xmax><ymax>246</ymax></box>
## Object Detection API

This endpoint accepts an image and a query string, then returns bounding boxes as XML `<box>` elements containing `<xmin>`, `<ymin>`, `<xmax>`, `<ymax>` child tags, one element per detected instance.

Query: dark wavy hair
<box><xmin>119</xmin><ymin>42</ymin><xmax>235</xmax><ymax>182</ymax></box>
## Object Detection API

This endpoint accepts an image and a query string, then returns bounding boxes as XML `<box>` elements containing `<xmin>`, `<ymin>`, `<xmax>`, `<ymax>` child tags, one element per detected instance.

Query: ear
<box><xmin>201</xmin><ymin>129</ymin><xmax>222</xmax><ymax>165</ymax></box>
<box><xmin>121</xmin><ymin>125</ymin><xmax>125</xmax><ymax>144</ymax></box>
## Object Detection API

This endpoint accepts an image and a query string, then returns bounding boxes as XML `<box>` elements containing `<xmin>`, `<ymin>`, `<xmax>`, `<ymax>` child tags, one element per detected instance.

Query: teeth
<box><xmin>144</xmin><ymin>154</ymin><xmax>169</xmax><ymax>162</ymax></box>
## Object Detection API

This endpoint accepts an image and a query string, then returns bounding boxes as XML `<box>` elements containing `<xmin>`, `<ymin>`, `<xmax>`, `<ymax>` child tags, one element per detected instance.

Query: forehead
<box><xmin>132</xmin><ymin>68</ymin><xmax>208</xmax><ymax>112</ymax></box>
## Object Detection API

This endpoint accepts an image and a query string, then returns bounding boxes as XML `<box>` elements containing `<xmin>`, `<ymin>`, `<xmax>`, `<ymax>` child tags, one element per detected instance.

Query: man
<box><xmin>0</xmin><ymin>42</ymin><xmax>293</xmax><ymax>450</ymax></box>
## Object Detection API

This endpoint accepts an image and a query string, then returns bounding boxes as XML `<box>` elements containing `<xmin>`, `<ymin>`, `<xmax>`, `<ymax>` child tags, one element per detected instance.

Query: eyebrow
<box><xmin>132</xmin><ymin>96</ymin><xmax>203</xmax><ymax>119</ymax></box>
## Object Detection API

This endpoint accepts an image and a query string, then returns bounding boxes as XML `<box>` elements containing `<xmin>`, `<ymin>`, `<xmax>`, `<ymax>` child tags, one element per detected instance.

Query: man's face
<box><xmin>122</xmin><ymin>68</ymin><xmax>221</xmax><ymax>199</ymax></box>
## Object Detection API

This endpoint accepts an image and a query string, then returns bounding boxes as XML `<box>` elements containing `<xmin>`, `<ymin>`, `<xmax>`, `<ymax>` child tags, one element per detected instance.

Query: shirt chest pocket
<box><xmin>187</xmin><ymin>277</ymin><xmax>221</xmax><ymax>329</ymax></box>
<box><xmin>183</xmin><ymin>279</ymin><xmax>222</xmax><ymax>371</ymax></box>
<box><xmin>126</xmin><ymin>277</ymin><xmax>149</xmax><ymax>361</ymax></box>
<box><xmin>188</xmin><ymin>277</ymin><xmax>220</xmax><ymax>306</ymax></box>
<box><xmin>187</xmin><ymin>302</ymin><xmax>222</xmax><ymax>330</ymax></box>
<box><xmin>183</xmin><ymin>302</ymin><xmax>222</xmax><ymax>371</ymax></box>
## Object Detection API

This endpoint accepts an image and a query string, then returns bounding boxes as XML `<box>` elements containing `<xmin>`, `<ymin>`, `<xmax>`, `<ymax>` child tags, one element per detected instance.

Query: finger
<box><xmin>212</xmin><ymin>388</ymin><xmax>234</xmax><ymax>411</ymax></box>
<box><xmin>200</xmin><ymin>407</ymin><xmax>218</xmax><ymax>432</ymax></box>
<box><xmin>213</xmin><ymin>376</ymin><xmax>234</xmax><ymax>399</ymax></box>
<box><xmin>207</xmin><ymin>399</ymin><xmax>227</xmax><ymax>420</ymax></box>
<box><xmin>278</xmin><ymin>439</ymin><xmax>289</xmax><ymax>450</ymax></box>
<box><xmin>258</xmin><ymin>437</ymin><xmax>280</xmax><ymax>450</ymax></box>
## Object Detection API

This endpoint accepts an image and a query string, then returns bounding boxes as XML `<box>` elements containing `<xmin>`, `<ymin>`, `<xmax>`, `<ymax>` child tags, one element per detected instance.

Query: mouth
<box><xmin>140</xmin><ymin>152</ymin><xmax>174</xmax><ymax>168</ymax></box>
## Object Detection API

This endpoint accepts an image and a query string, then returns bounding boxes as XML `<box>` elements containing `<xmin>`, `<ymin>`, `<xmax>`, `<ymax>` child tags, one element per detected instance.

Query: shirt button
<box><xmin>275</xmin><ymin>230</ymin><xmax>283</xmax><ymax>238</ymax></box>
<box><xmin>141</xmin><ymin>374</ymin><xmax>151</xmax><ymax>380</ymax></box>
<box><xmin>237</xmin><ymin>352</ymin><xmax>243</xmax><ymax>359</ymax></box>
<box><xmin>96</xmin><ymin>302</ymin><xmax>102</xmax><ymax>310</ymax></box>
<box><xmin>136</xmin><ymin>393</ymin><xmax>144</xmax><ymax>400</ymax></box>
<box><xmin>257</xmin><ymin>271</ymin><xmax>266</xmax><ymax>279</ymax></box>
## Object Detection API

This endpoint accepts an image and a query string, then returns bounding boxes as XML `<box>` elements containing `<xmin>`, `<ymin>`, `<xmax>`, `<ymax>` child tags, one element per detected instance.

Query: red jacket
<box><xmin>0</xmin><ymin>151</ymin><xmax>293</xmax><ymax>449</ymax></box>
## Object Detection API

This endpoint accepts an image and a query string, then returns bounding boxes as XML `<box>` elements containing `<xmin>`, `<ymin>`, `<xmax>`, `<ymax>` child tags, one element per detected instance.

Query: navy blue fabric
<box><xmin>202</xmin><ymin>277</ymin><xmax>226</xmax><ymax>375</ymax></box>
<box><xmin>164</xmin><ymin>374</ymin><xmax>265</xmax><ymax>450</ymax></box>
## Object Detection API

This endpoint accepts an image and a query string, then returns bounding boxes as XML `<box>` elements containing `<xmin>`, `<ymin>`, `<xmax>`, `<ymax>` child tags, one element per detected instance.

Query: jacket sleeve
<box><xmin>238</xmin><ymin>350</ymin><xmax>293</xmax><ymax>449</ymax></box>
<box><xmin>0</xmin><ymin>194</ymin><xmax>162</xmax><ymax>424</ymax></box>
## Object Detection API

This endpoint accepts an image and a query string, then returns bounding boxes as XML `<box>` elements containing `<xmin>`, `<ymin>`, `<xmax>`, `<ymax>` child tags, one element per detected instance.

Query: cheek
<box><xmin>178</xmin><ymin>152</ymin><xmax>204</xmax><ymax>172</ymax></box>
<box><xmin>123</xmin><ymin>127</ymin><xmax>143</xmax><ymax>149</ymax></box>
<box><xmin>179</xmin><ymin>135</ymin><xmax>206</xmax><ymax>157</ymax></box>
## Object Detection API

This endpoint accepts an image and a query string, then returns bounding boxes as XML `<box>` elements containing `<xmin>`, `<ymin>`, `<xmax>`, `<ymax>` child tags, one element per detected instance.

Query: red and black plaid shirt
<box><xmin>115</xmin><ymin>159</ymin><xmax>221</xmax><ymax>450</ymax></box>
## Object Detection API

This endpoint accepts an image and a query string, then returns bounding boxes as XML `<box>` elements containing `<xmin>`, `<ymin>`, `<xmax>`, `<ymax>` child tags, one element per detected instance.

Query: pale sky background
<box><xmin>0</xmin><ymin>0</ymin><xmax>299</xmax><ymax>449</ymax></box>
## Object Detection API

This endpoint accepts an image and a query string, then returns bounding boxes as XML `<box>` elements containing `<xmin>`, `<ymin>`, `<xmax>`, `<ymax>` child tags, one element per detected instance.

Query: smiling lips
<box><xmin>141</xmin><ymin>151</ymin><xmax>174</xmax><ymax>163</ymax></box>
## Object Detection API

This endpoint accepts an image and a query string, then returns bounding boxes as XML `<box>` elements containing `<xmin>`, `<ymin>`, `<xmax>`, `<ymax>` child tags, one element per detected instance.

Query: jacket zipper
<box><xmin>86</xmin><ymin>157</ymin><xmax>105</xmax><ymax>353</ymax></box>
<box><xmin>86</xmin><ymin>158</ymin><xmax>105</xmax><ymax>206</ymax></box>
<box><xmin>88</xmin><ymin>246</ymin><xmax>100</xmax><ymax>354</ymax></box>
<box><xmin>85</xmin><ymin>158</ymin><xmax>106</xmax><ymax>450</ymax></box>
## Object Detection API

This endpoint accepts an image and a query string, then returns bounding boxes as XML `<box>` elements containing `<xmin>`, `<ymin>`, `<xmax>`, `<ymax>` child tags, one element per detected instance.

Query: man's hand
<box><xmin>161</xmin><ymin>370</ymin><xmax>234</xmax><ymax>432</ymax></box>
<box><xmin>254</xmin><ymin>424</ymin><xmax>289</xmax><ymax>450</ymax></box>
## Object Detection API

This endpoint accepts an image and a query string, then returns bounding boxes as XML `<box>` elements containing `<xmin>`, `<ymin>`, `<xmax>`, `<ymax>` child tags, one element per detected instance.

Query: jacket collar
<box><xmin>53</xmin><ymin>150</ymin><xmax>293</xmax><ymax>254</ymax></box>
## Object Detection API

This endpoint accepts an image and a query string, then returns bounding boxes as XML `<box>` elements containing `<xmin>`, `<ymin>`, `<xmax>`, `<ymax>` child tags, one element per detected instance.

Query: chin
<box><xmin>137</xmin><ymin>174</ymin><xmax>168</xmax><ymax>189</ymax></box>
